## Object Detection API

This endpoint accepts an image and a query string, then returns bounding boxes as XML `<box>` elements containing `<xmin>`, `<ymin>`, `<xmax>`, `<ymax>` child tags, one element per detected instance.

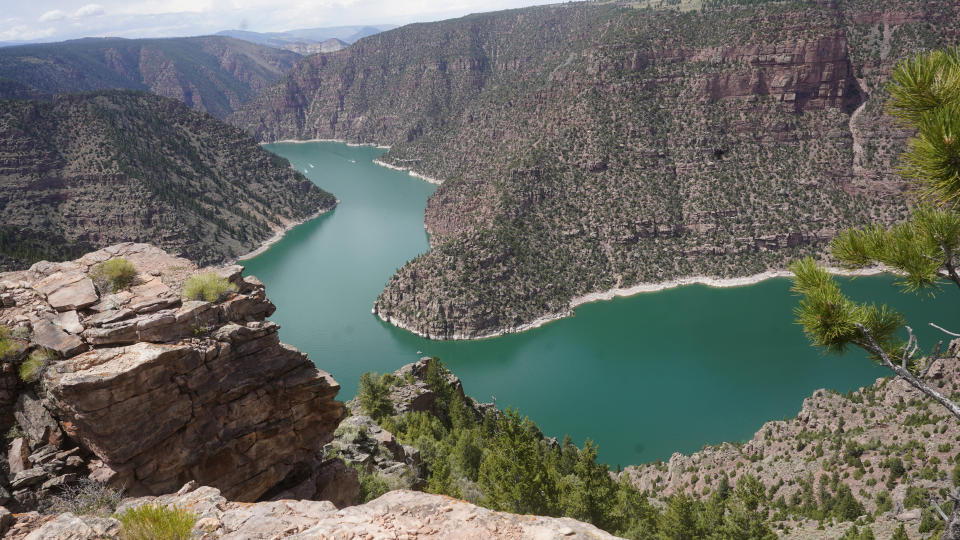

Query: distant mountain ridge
<box><xmin>231</xmin><ymin>0</ymin><xmax>960</xmax><ymax>339</ymax></box>
<box><xmin>0</xmin><ymin>90</ymin><xmax>335</xmax><ymax>270</ymax></box>
<box><xmin>0</xmin><ymin>36</ymin><xmax>301</xmax><ymax>118</ymax></box>
<box><xmin>216</xmin><ymin>25</ymin><xmax>395</xmax><ymax>54</ymax></box>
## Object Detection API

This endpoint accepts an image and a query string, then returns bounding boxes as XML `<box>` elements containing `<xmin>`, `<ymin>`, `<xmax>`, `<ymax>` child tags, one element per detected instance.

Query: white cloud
<box><xmin>12</xmin><ymin>0</ymin><xmax>555</xmax><ymax>44</ymax></box>
<box><xmin>39</xmin><ymin>10</ymin><xmax>68</xmax><ymax>22</ymax></box>
<box><xmin>118</xmin><ymin>0</ymin><xmax>214</xmax><ymax>16</ymax></box>
<box><xmin>0</xmin><ymin>25</ymin><xmax>56</xmax><ymax>41</ymax></box>
<box><xmin>75</xmin><ymin>4</ymin><xmax>106</xmax><ymax>17</ymax></box>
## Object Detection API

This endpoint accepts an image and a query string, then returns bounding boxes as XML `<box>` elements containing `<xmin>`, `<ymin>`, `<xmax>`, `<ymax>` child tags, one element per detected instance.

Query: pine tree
<box><xmin>790</xmin><ymin>46</ymin><xmax>960</xmax><ymax>421</ymax></box>
<box><xmin>891</xmin><ymin>523</ymin><xmax>910</xmax><ymax>540</ymax></box>
<box><xmin>478</xmin><ymin>408</ymin><xmax>559</xmax><ymax>516</ymax></box>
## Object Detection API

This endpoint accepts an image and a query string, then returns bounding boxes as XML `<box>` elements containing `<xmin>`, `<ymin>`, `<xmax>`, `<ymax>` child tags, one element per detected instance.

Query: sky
<box><xmin>1</xmin><ymin>0</ymin><xmax>556</xmax><ymax>44</ymax></box>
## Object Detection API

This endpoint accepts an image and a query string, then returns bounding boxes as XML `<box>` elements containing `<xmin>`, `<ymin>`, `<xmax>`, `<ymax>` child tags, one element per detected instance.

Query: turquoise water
<box><xmin>244</xmin><ymin>141</ymin><xmax>960</xmax><ymax>467</ymax></box>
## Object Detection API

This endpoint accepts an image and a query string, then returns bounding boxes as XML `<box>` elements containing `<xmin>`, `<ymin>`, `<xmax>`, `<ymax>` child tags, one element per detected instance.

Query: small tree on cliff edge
<box><xmin>791</xmin><ymin>45</ymin><xmax>960</xmax><ymax>535</ymax></box>
<box><xmin>792</xmin><ymin>45</ymin><xmax>960</xmax><ymax>420</ymax></box>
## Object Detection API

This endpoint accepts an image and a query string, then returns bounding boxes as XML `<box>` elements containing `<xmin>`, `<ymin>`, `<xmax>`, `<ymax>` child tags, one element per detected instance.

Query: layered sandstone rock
<box><xmin>0</xmin><ymin>243</ymin><xmax>348</xmax><ymax>508</ymax></box>
<box><xmin>21</xmin><ymin>484</ymin><xmax>621</xmax><ymax>539</ymax></box>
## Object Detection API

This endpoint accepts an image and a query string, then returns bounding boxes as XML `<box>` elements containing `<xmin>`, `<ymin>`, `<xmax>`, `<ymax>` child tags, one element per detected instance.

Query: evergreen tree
<box><xmin>718</xmin><ymin>474</ymin><xmax>777</xmax><ymax>540</ymax></box>
<box><xmin>791</xmin><ymin>45</ymin><xmax>960</xmax><ymax>535</ymax></box>
<box><xmin>560</xmin><ymin>439</ymin><xmax>618</xmax><ymax>531</ymax></box>
<box><xmin>790</xmin><ymin>46</ymin><xmax>960</xmax><ymax>421</ymax></box>
<box><xmin>658</xmin><ymin>494</ymin><xmax>701</xmax><ymax>540</ymax></box>
<box><xmin>891</xmin><ymin>523</ymin><xmax>910</xmax><ymax>540</ymax></box>
<box><xmin>478</xmin><ymin>408</ymin><xmax>559</xmax><ymax>516</ymax></box>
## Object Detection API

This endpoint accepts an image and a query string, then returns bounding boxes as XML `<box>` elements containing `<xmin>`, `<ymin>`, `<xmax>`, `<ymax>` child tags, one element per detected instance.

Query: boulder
<box><xmin>10</xmin><ymin>469</ymin><xmax>47</xmax><ymax>490</ymax></box>
<box><xmin>56</xmin><ymin>311</ymin><xmax>84</xmax><ymax>335</ymax></box>
<box><xmin>14</xmin><ymin>392</ymin><xmax>62</xmax><ymax>449</ymax></box>
<box><xmin>0</xmin><ymin>506</ymin><xmax>10</xmax><ymax>537</ymax></box>
<box><xmin>44</xmin><ymin>327</ymin><xmax>345</xmax><ymax>501</ymax></box>
<box><xmin>22</xmin><ymin>512</ymin><xmax>120</xmax><ymax>540</ymax></box>
<box><xmin>32</xmin><ymin>274</ymin><xmax>98</xmax><ymax>312</ymax></box>
<box><xmin>313</xmin><ymin>459</ymin><xmax>360</xmax><ymax>509</ymax></box>
<box><xmin>8</xmin><ymin>438</ymin><xmax>30</xmax><ymax>474</ymax></box>
<box><xmin>30</xmin><ymin>319</ymin><xmax>85</xmax><ymax>358</ymax></box>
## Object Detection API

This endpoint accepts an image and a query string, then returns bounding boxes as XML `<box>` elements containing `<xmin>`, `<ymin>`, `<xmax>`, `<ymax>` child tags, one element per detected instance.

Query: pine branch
<box><xmin>856</xmin><ymin>323</ymin><xmax>960</xmax><ymax>422</ymax></box>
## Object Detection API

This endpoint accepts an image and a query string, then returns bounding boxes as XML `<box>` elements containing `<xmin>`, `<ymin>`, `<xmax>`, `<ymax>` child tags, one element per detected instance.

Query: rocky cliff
<box><xmin>232</xmin><ymin>0</ymin><xmax>960</xmax><ymax>339</ymax></box>
<box><xmin>0</xmin><ymin>90</ymin><xmax>335</xmax><ymax>271</ymax></box>
<box><xmin>0</xmin><ymin>37</ymin><xmax>301</xmax><ymax>119</ymax></box>
<box><xmin>0</xmin><ymin>243</ymin><xmax>346</xmax><ymax>511</ymax></box>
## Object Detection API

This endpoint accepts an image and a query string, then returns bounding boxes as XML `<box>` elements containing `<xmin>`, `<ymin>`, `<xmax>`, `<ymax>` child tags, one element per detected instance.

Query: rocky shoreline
<box><xmin>372</xmin><ymin>158</ymin><xmax>444</xmax><ymax>185</ymax></box>
<box><xmin>264</xmin><ymin>138</ymin><xmax>390</xmax><ymax>149</ymax></box>
<box><xmin>375</xmin><ymin>265</ymin><xmax>887</xmax><ymax>341</ymax></box>
<box><xmin>235</xmin><ymin>201</ymin><xmax>338</xmax><ymax>262</ymax></box>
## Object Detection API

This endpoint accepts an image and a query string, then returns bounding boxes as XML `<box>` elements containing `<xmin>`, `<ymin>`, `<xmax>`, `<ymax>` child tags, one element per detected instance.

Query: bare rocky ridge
<box><xmin>0</xmin><ymin>243</ymin><xmax>347</xmax><ymax>513</ymax></box>
<box><xmin>16</xmin><ymin>484</ymin><xmax>619</xmax><ymax>539</ymax></box>
<box><xmin>232</xmin><ymin>0</ymin><xmax>960</xmax><ymax>339</ymax></box>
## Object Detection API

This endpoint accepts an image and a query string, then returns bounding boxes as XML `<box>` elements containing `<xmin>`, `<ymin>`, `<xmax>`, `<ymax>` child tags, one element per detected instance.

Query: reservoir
<box><xmin>244</xmin><ymin>141</ymin><xmax>960</xmax><ymax>467</ymax></box>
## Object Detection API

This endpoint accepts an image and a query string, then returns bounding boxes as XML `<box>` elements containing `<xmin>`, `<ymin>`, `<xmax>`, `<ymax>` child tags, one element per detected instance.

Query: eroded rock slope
<box><xmin>0</xmin><ymin>91</ymin><xmax>335</xmax><ymax>271</ymax></box>
<box><xmin>233</xmin><ymin>0</ymin><xmax>960</xmax><ymax>338</ymax></box>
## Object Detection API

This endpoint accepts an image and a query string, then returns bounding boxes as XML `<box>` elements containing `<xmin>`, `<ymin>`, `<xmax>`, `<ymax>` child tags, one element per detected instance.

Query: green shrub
<box><xmin>0</xmin><ymin>327</ymin><xmax>14</xmax><ymax>360</ymax></box>
<box><xmin>5</xmin><ymin>424</ymin><xmax>24</xmax><ymax>441</ymax></box>
<box><xmin>357</xmin><ymin>372</ymin><xmax>395</xmax><ymax>421</ymax></box>
<box><xmin>182</xmin><ymin>273</ymin><xmax>237</xmax><ymax>303</ymax></box>
<box><xmin>116</xmin><ymin>504</ymin><xmax>196</xmax><ymax>540</ymax></box>
<box><xmin>19</xmin><ymin>349</ymin><xmax>54</xmax><ymax>383</ymax></box>
<box><xmin>90</xmin><ymin>258</ymin><xmax>137</xmax><ymax>292</ymax></box>
<box><xmin>903</xmin><ymin>485</ymin><xmax>928</xmax><ymax>509</ymax></box>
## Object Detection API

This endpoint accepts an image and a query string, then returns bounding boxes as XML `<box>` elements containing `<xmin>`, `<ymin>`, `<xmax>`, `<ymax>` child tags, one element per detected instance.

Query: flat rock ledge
<box><xmin>22</xmin><ymin>484</ymin><xmax>621</xmax><ymax>539</ymax></box>
<box><xmin>0</xmin><ymin>243</ymin><xmax>347</xmax><ymax>509</ymax></box>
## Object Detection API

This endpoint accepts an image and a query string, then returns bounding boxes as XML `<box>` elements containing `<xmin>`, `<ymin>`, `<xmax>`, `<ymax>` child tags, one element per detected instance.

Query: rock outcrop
<box><xmin>0</xmin><ymin>243</ymin><xmax>347</xmax><ymax>509</ymax></box>
<box><xmin>20</xmin><ymin>483</ymin><xmax>620</xmax><ymax>539</ymax></box>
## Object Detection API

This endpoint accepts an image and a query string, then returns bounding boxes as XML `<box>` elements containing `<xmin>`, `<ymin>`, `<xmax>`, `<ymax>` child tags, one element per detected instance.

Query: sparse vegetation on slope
<box><xmin>0</xmin><ymin>36</ymin><xmax>301</xmax><ymax>118</ymax></box>
<box><xmin>233</xmin><ymin>0</ymin><xmax>960</xmax><ymax>338</ymax></box>
<box><xmin>352</xmin><ymin>355</ymin><xmax>960</xmax><ymax>538</ymax></box>
<box><xmin>0</xmin><ymin>90</ymin><xmax>336</xmax><ymax>270</ymax></box>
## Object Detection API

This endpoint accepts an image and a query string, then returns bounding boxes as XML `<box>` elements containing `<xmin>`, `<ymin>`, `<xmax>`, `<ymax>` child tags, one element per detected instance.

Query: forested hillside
<box><xmin>232</xmin><ymin>0</ymin><xmax>960</xmax><ymax>339</ymax></box>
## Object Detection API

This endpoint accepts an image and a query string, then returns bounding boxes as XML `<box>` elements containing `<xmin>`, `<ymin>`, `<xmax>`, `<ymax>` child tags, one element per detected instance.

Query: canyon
<box><xmin>232</xmin><ymin>0</ymin><xmax>960</xmax><ymax>339</ymax></box>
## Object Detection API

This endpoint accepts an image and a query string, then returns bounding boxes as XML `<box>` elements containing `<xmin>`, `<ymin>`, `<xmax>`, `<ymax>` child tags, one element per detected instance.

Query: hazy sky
<box><xmin>2</xmin><ymin>0</ymin><xmax>555</xmax><ymax>43</ymax></box>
